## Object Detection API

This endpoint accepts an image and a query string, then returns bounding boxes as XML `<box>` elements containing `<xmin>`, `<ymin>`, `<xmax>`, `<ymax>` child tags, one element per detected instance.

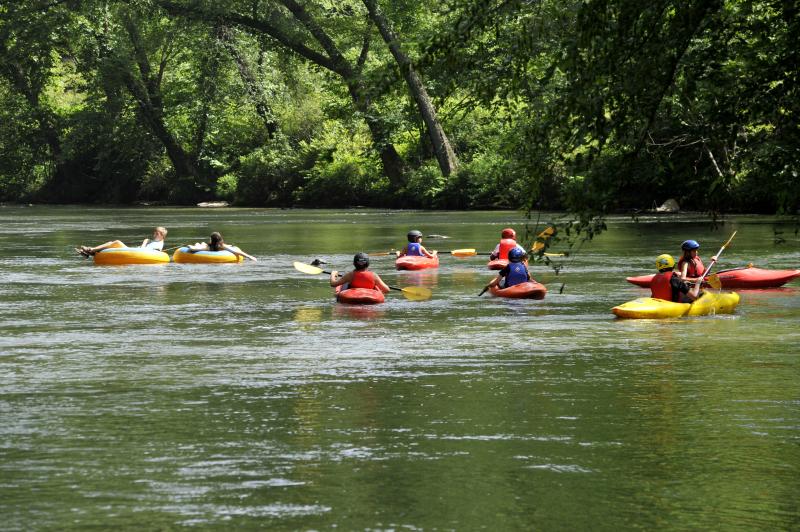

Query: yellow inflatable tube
<box><xmin>173</xmin><ymin>246</ymin><xmax>244</xmax><ymax>264</ymax></box>
<box><xmin>93</xmin><ymin>247</ymin><xmax>170</xmax><ymax>265</ymax></box>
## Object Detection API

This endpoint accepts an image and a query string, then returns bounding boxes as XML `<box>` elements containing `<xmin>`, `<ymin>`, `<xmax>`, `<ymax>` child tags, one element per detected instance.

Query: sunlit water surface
<box><xmin>1</xmin><ymin>206</ymin><xmax>798</xmax><ymax>530</ymax></box>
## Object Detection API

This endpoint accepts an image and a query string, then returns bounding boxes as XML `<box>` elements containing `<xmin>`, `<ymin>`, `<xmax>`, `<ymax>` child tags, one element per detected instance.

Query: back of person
<box><xmin>503</xmin><ymin>262</ymin><xmax>529</xmax><ymax>287</ymax></box>
<box><xmin>349</xmin><ymin>270</ymin><xmax>376</xmax><ymax>289</ymax></box>
<box><xmin>650</xmin><ymin>271</ymin><xmax>676</xmax><ymax>301</ymax></box>
<box><xmin>406</xmin><ymin>242</ymin><xmax>423</xmax><ymax>256</ymax></box>
<box><xmin>497</xmin><ymin>238</ymin><xmax>517</xmax><ymax>260</ymax></box>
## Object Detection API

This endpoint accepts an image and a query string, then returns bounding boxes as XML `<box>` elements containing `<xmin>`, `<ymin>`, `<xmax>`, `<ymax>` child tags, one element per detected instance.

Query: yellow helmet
<box><xmin>655</xmin><ymin>254</ymin><xmax>675</xmax><ymax>271</ymax></box>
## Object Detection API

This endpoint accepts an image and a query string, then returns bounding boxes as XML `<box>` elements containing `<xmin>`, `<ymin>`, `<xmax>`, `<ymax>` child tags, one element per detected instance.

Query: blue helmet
<box><xmin>681</xmin><ymin>239</ymin><xmax>700</xmax><ymax>251</ymax></box>
<box><xmin>508</xmin><ymin>248</ymin><xmax>526</xmax><ymax>263</ymax></box>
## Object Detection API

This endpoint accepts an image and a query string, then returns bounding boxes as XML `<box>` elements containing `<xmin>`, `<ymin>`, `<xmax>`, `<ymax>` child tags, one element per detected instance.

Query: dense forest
<box><xmin>1</xmin><ymin>0</ymin><xmax>798</xmax><ymax>214</ymax></box>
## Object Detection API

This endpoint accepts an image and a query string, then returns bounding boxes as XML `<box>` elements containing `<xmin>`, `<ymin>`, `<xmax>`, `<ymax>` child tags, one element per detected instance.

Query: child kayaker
<box><xmin>77</xmin><ymin>226</ymin><xmax>167</xmax><ymax>257</ymax></box>
<box><xmin>677</xmin><ymin>240</ymin><xmax>718</xmax><ymax>282</ymax></box>
<box><xmin>487</xmin><ymin>248</ymin><xmax>531</xmax><ymax>289</ymax></box>
<box><xmin>651</xmin><ymin>254</ymin><xmax>701</xmax><ymax>302</ymax></box>
<box><xmin>489</xmin><ymin>227</ymin><xmax>526</xmax><ymax>261</ymax></box>
<box><xmin>398</xmin><ymin>230</ymin><xmax>437</xmax><ymax>258</ymax></box>
<box><xmin>330</xmin><ymin>253</ymin><xmax>390</xmax><ymax>293</ymax></box>
<box><xmin>187</xmin><ymin>232</ymin><xmax>257</xmax><ymax>261</ymax></box>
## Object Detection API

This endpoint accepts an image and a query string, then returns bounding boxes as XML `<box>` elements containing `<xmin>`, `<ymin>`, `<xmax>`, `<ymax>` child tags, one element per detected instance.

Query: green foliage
<box><xmin>0</xmin><ymin>0</ymin><xmax>796</xmax><ymax>215</ymax></box>
<box><xmin>234</xmin><ymin>137</ymin><xmax>305</xmax><ymax>205</ymax></box>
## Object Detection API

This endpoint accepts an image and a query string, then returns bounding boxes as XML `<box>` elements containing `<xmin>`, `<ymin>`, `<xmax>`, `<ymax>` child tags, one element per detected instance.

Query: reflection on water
<box><xmin>0</xmin><ymin>206</ymin><xmax>798</xmax><ymax>530</ymax></box>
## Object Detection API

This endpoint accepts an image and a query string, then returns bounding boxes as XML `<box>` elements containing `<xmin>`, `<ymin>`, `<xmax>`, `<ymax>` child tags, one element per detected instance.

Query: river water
<box><xmin>1</xmin><ymin>206</ymin><xmax>798</xmax><ymax>530</ymax></box>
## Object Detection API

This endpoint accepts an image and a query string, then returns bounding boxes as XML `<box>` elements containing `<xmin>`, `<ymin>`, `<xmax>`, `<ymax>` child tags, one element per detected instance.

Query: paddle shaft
<box><xmin>697</xmin><ymin>231</ymin><xmax>737</xmax><ymax>285</ymax></box>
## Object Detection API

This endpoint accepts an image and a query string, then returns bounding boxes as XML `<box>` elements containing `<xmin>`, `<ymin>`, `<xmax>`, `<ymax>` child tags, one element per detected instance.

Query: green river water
<box><xmin>1</xmin><ymin>206</ymin><xmax>799</xmax><ymax>530</ymax></box>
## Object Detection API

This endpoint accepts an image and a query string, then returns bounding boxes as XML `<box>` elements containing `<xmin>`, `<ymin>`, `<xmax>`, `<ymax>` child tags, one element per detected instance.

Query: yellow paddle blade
<box><xmin>400</xmin><ymin>286</ymin><xmax>432</xmax><ymax>301</ymax></box>
<box><xmin>530</xmin><ymin>226</ymin><xmax>556</xmax><ymax>253</ymax></box>
<box><xmin>706</xmin><ymin>274</ymin><xmax>721</xmax><ymax>290</ymax></box>
<box><xmin>450</xmin><ymin>248</ymin><xmax>477</xmax><ymax>257</ymax></box>
<box><xmin>293</xmin><ymin>261</ymin><xmax>324</xmax><ymax>275</ymax></box>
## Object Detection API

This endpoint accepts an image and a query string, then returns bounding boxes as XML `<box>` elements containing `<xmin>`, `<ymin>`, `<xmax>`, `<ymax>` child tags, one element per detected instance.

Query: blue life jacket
<box><xmin>503</xmin><ymin>263</ymin><xmax>529</xmax><ymax>287</ymax></box>
<box><xmin>407</xmin><ymin>242</ymin><xmax>423</xmax><ymax>256</ymax></box>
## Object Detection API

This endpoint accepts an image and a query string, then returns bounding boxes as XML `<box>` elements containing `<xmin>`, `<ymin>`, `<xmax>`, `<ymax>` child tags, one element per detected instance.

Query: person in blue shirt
<box><xmin>488</xmin><ymin>248</ymin><xmax>531</xmax><ymax>289</ymax></box>
<box><xmin>398</xmin><ymin>230</ymin><xmax>437</xmax><ymax>258</ymax></box>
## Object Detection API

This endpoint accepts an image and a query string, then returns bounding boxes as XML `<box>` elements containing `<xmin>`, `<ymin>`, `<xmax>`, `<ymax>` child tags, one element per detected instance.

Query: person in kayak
<box><xmin>487</xmin><ymin>248</ymin><xmax>531</xmax><ymax>289</ymax></box>
<box><xmin>77</xmin><ymin>226</ymin><xmax>168</xmax><ymax>257</ymax></box>
<box><xmin>652</xmin><ymin>254</ymin><xmax>702</xmax><ymax>302</ymax></box>
<box><xmin>677</xmin><ymin>240</ymin><xmax>718</xmax><ymax>282</ymax></box>
<box><xmin>187</xmin><ymin>232</ymin><xmax>257</xmax><ymax>261</ymax></box>
<box><xmin>489</xmin><ymin>227</ymin><xmax>526</xmax><ymax>261</ymax></box>
<box><xmin>398</xmin><ymin>230</ymin><xmax>437</xmax><ymax>258</ymax></box>
<box><xmin>330</xmin><ymin>253</ymin><xmax>390</xmax><ymax>293</ymax></box>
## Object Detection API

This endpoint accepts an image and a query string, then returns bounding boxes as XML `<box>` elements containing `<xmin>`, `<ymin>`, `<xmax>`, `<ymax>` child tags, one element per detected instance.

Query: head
<box><xmin>407</xmin><ymin>230</ymin><xmax>423</xmax><ymax>243</ymax></box>
<box><xmin>210</xmin><ymin>232</ymin><xmax>224</xmax><ymax>250</ymax></box>
<box><xmin>353</xmin><ymin>252</ymin><xmax>370</xmax><ymax>271</ymax></box>
<box><xmin>501</xmin><ymin>228</ymin><xmax>516</xmax><ymax>239</ymax></box>
<box><xmin>655</xmin><ymin>254</ymin><xmax>675</xmax><ymax>273</ymax></box>
<box><xmin>681</xmin><ymin>240</ymin><xmax>700</xmax><ymax>257</ymax></box>
<box><xmin>153</xmin><ymin>227</ymin><xmax>168</xmax><ymax>240</ymax></box>
<box><xmin>508</xmin><ymin>248</ymin><xmax>526</xmax><ymax>263</ymax></box>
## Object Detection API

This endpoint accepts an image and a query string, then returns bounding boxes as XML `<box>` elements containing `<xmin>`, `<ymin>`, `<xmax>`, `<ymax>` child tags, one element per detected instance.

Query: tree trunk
<box><xmin>363</xmin><ymin>0</ymin><xmax>458</xmax><ymax>176</ymax></box>
<box><xmin>156</xmin><ymin>0</ymin><xmax>407</xmax><ymax>188</ymax></box>
<box><xmin>217</xmin><ymin>25</ymin><xmax>278</xmax><ymax>137</ymax></box>
<box><xmin>121</xmin><ymin>11</ymin><xmax>203</xmax><ymax>199</ymax></box>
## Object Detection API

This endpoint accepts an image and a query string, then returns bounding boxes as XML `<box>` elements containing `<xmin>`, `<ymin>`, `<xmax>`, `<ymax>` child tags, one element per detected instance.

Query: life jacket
<box><xmin>349</xmin><ymin>270</ymin><xmax>376</xmax><ymax>289</ymax></box>
<box><xmin>677</xmin><ymin>256</ymin><xmax>705</xmax><ymax>277</ymax></box>
<box><xmin>503</xmin><ymin>263</ymin><xmax>530</xmax><ymax>287</ymax></box>
<box><xmin>651</xmin><ymin>271</ymin><xmax>676</xmax><ymax>301</ymax></box>
<box><xmin>406</xmin><ymin>242</ymin><xmax>423</xmax><ymax>256</ymax></box>
<box><xmin>497</xmin><ymin>239</ymin><xmax>517</xmax><ymax>260</ymax></box>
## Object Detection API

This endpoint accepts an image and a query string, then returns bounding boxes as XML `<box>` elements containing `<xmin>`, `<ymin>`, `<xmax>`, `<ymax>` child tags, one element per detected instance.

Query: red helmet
<box><xmin>501</xmin><ymin>228</ymin><xmax>516</xmax><ymax>239</ymax></box>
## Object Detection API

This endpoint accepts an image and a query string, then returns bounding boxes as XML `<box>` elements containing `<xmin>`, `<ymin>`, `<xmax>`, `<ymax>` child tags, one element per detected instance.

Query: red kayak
<box><xmin>626</xmin><ymin>267</ymin><xmax>800</xmax><ymax>289</ymax></box>
<box><xmin>489</xmin><ymin>281</ymin><xmax>547</xmax><ymax>299</ymax></box>
<box><xmin>487</xmin><ymin>259</ymin><xmax>508</xmax><ymax>270</ymax></box>
<box><xmin>395</xmin><ymin>254</ymin><xmax>439</xmax><ymax>270</ymax></box>
<box><xmin>335</xmin><ymin>286</ymin><xmax>385</xmax><ymax>304</ymax></box>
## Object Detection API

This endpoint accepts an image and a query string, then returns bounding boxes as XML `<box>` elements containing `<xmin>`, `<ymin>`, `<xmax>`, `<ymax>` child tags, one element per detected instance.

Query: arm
<box><xmin>397</xmin><ymin>245</ymin><xmax>408</xmax><ymax>257</ymax></box>
<box><xmin>141</xmin><ymin>238</ymin><xmax>150</xmax><ymax>248</ymax></box>
<box><xmin>489</xmin><ymin>243</ymin><xmax>500</xmax><ymax>260</ymax></box>
<box><xmin>420</xmin><ymin>245</ymin><xmax>436</xmax><ymax>258</ymax></box>
<box><xmin>225</xmin><ymin>245</ymin><xmax>257</xmax><ymax>261</ymax></box>
<box><xmin>330</xmin><ymin>271</ymin><xmax>352</xmax><ymax>287</ymax></box>
<box><xmin>373</xmin><ymin>273</ymin><xmax>391</xmax><ymax>293</ymax></box>
<box><xmin>187</xmin><ymin>242</ymin><xmax>208</xmax><ymax>252</ymax></box>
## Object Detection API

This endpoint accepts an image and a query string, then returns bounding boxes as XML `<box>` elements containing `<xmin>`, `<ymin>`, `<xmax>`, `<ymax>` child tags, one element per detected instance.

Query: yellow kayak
<box><xmin>612</xmin><ymin>292</ymin><xmax>741</xmax><ymax>319</ymax></box>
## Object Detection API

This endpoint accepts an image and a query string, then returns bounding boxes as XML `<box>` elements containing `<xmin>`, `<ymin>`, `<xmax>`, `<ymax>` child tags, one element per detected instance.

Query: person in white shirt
<box><xmin>77</xmin><ymin>226</ymin><xmax>167</xmax><ymax>257</ymax></box>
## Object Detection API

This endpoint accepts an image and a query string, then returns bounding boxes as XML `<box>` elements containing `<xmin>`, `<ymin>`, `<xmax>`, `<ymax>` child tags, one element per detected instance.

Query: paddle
<box><xmin>450</xmin><ymin>248</ymin><xmax>564</xmax><ymax>258</ymax></box>
<box><xmin>292</xmin><ymin>261</ymin><xmax>432</xmax><ymax>301</ymax></box>
<box><xmin>696</xmin><ymin>231</ymin><xmax>737</xmax><ymax>290</ymax></box>
<box><xmin>478</xmin><ymin>283</ymin><xmax>492</xmax><ymax>296</ymax></box>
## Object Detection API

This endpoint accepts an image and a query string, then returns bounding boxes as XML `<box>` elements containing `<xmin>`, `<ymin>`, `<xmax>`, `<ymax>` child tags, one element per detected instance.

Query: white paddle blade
<box><xmin>293</xmin><ymin>261</ymin><xmax>324</xmax><ymax>275</ymax></box>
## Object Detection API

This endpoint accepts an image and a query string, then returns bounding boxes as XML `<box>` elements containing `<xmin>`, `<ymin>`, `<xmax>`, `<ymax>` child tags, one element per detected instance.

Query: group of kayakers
<box><xmin>331</xmin><ymin>228</ymin><xmax>532</xmax><ymax>295</ymax></box>
<box><xmin>77</xmin><ymin>225</ymin><xmax>723</xmax><ymax>304</ymax></box>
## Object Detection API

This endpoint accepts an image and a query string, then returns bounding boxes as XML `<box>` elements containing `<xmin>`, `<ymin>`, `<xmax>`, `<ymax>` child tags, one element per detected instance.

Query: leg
<box><xmin>82</xmin><ymin>240</ymin><xmax>126</xmax><ymax>255</ymax></box>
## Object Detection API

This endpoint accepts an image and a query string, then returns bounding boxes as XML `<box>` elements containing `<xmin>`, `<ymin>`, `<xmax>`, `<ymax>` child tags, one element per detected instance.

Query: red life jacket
<box><xmin>349</xmin><ymin>270</ymin><xmax>376</xmax><ymax>289</ymax></box>
<box><xmin>677</xmin><ymin>256</ymin><xmax>705</xmax><ymax>277</ymax></box>
<box><xmin>498</xmin><ymin>238</ymin><xmax>517</xmax><ymax>260</ymax></box>
<box><xmin>651</xmin><ymin>271</ymin><xmax>675</xmax><ymax>301</ymax></box>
